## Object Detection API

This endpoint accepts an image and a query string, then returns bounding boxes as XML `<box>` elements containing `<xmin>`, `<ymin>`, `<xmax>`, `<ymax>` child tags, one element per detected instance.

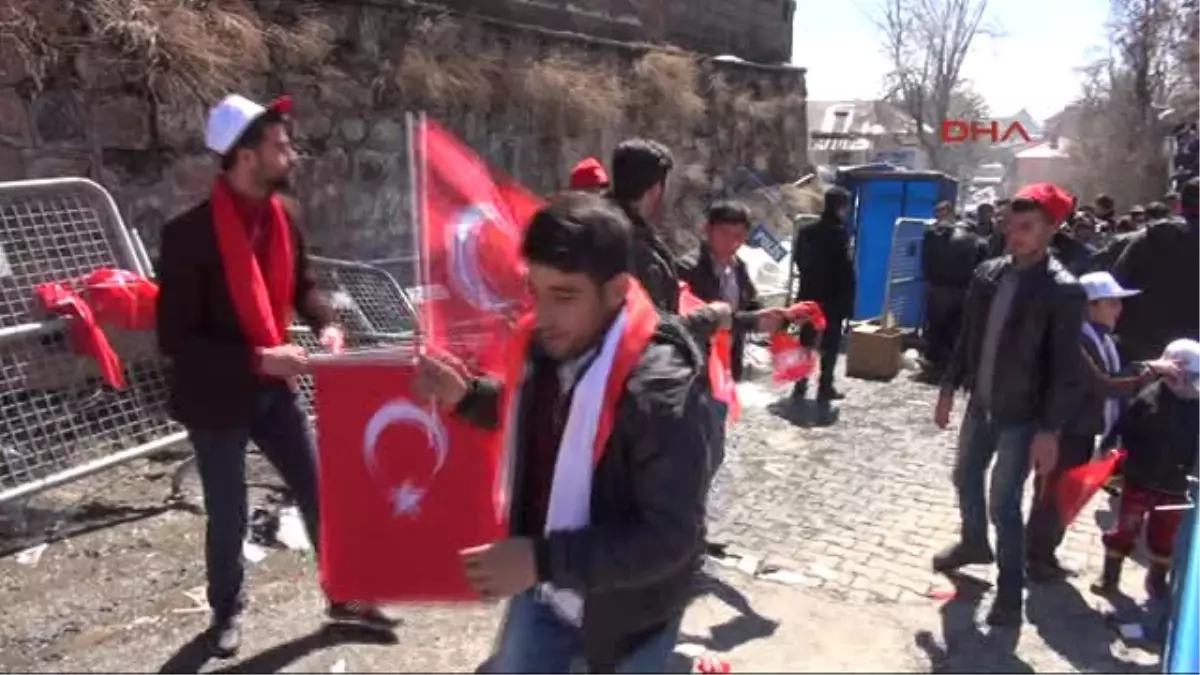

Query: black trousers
<box><xmin>1025</xmin><ymin>433</ymin><xmax>1096</xmax><ymax>564</ymax></box>
<box><xmin>187</xmin><ymin>382</ymin><xmax>322</xmax><ymax>621</ymax></box>
<box><xmin>923</xmin><ymin>285</ymin><xmax>966</xmax><ymax>374</ymax></box>
<box><xmin>797</xmin><ymin>313</ymin><xmax>844</xmax><ymax>395</ymax></box>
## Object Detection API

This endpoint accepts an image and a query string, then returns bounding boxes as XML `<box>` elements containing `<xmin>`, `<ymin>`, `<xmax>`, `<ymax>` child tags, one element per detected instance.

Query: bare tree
<box><xmin>1068</xmin><ymin>0</ymin><xmax>1193</xmax><ymax>206</ymax></box>
<box><xmin>875</xmin><ymin>0</ymin><xmax>993</xmax><ymax>175</ymax></box>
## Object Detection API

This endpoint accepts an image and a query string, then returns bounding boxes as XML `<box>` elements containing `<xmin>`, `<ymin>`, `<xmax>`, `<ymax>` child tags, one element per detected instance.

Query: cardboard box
<box><xmin>845</xmin><ymin>322</ymin><xmax>904</xmax><ymax>380</ymax></box>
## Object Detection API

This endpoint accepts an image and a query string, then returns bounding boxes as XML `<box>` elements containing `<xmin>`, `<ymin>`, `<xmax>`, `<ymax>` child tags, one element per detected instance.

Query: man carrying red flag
<box><xmin>156</xmin><ymin>93</ymin><xmax>395</xmax><ymax>658</ymax></box>
<box><xmin>416</xmin><ymin>192</ymin><xmax>712</xmax><ymax>672</ymax></box>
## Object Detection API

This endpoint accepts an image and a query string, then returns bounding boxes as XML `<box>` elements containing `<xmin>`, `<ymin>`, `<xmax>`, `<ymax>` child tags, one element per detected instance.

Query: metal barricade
<box><xmin>0</xmin><ymin>178</ymin><xmax>419</xmax><ymax>505</ymax></box>
<box><xmin>0</xmin><ymin>178</ymin><xmax>167</xmax><ymax>504</ymax></box>
<box><xmin>880</xmin><ymin>218</ymin><xmax>930</xmax><ymax>329</ymax></box>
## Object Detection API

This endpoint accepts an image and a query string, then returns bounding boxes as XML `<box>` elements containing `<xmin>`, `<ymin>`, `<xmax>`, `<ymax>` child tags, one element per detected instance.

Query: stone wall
<box><xmin>0</xmin><ymin>1</ymin><xmax>807</xmax><ymax>266</ymax></box>
<box><xmin>436</xmin><ymin>0</ymin><xmax>796</xmax><ymax>64</ymax></box>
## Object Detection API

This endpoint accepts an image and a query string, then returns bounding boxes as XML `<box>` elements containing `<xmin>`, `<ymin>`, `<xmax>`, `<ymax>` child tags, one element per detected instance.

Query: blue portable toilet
<box><xmin>834</xmin><ymin>165</ymin><xmax>958</xmax><ymax>326</ymax></box>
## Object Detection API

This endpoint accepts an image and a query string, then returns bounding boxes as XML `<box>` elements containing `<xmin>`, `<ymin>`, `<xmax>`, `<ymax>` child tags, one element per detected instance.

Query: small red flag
<box><xmin>312</xmin><ymin>356</ymin><xmax>504</xmax><ymax>603</ymax></box>
<box><xmin>34</xmin><ymin>282</ymin><xmax>126</xmax><ymax>389</ymax></box>
<box><xmin>769</xmin><ymin>331</ymin><xmax>818</xmax><ymax>384</ymax></box>
<box><xmin>678</xmin><ymin>283</ymin><xmax>740</xmax><ymax>422</ymax></box>
<box><xmin>1056</xmin><ymin>449</ymin><xmax>1126</xmax><ymax>527</ymax></box>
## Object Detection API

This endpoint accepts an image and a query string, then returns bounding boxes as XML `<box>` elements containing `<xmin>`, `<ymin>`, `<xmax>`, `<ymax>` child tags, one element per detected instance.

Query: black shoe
<box><xmin>985</xmin><ymin>593</ymin><xmax>1023</xmax><ymax>627</ymax></box>
<box><xmin>791</xmin><ymin>380</ymin><xmax>808</xmax><ymax>401</ymax></box>
<box><xmin>817</xmin><ymin>386</ymin><xmax>845</xmax><ymax>402</ymax></box>
<box><xmin>932</xmin><ymin>542</ymin><xmax>995</xmax><ymax>573</ymax></box>
<box><xmin>205</xmin><ymin>616</ymin><xmax>242</xmax><ymax>659</ymax></box>
<box><xmin>327</xmin><ymin>602</ymin><xmax>401</xmax><ymax>632</ymax></box>
<box><xmin>1026</xmin><ymin>557</ymin><xmax>1073</xmax><ymax>584</ymax></box>
<box><xmin>1145</xmin><ymin>563</ymin><xmax>1170</xmax><ymax>599</ymax></box>
<box><xmin>1090</xmin><ymin>554</ymin><xmax>1124</xmax><ymax>596</ymax></box>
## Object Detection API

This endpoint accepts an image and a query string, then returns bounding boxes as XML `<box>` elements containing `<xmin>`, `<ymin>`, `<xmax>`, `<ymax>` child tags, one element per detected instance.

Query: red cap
<box><xmin>1013</xmin><ymin>183</ymin><xmax>1074</xmax><ymax>225</ymax></box>
<box><xmin>569</xmin><ymin>157</ymin><xmax>609</xmax><ymax>190</ymax></box>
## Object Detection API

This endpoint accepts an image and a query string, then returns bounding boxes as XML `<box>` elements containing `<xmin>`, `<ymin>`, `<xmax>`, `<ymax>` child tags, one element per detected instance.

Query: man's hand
<box><xmin>706</xmin><ymin>302</ymin><xmax>734</xmax><ymax>330</ymax></box>
<box><xmin>257</xmin><ymin>344</ymin><xmax>309</xmax><ymax>378</ymax></box>
<box><xmin>754</xmin><ymin>307</ymin><xmax>787</xmax><ymax>333</ymax></box>
<box><xmin>319</xmin><ymin>325</ymin><xmax>345</xmax><ymax>354</ymax></box>
<box><xmin>1145</xmin><ymin>358</ymin><xmax>1184</xmax><ymax>384</ymax></box>
<box><xmin>461</xmin><ymin>538</ymin><xmax>537</xmax><ymax>601</ymax></box>
<box><xmin>934</xmin><ymin>390</ymin><xmax>954</xmax><ymax>429</ymax></box>
<box><xmin>1030</xmin><ymin>431</ymin><xmax>1060</xmax><ymax>477</ymax></box>
<box><xmin>414</xmin><ymin>354</ymin><xmax>470</xmax><ymax>408</ymax></box>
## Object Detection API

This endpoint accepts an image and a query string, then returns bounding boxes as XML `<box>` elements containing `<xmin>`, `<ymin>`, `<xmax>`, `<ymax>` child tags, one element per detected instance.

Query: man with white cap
<box><xmin>1025</xmin><ymin>271</ymin><xmax>1180</xmax><ymax>582</ymax></box>
<box><xmin>156</xmin><ymin>93</ymin><xmax>396</xmax><ymax>658</ymax></box>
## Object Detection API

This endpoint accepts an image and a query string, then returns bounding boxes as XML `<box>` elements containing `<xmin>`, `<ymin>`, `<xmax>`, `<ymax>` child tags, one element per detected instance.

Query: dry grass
<box><xmin>630</xmin><ymin>51</ymin><xmax>707</xmax><ymax>132</ymax></box>
<box><xmin>396</xmin><ymin>16</ymin><xmax>501</xmax><ymax>109</ymax></box>
<box><xmin>522</xmin><ymin>52</ymin><xmax>626</xmax><ymax>136</ymax></box>
<box><xmin>0</xmin><ymin>0</ymin><xmax>333</xmax><ymax>103</ymax></box>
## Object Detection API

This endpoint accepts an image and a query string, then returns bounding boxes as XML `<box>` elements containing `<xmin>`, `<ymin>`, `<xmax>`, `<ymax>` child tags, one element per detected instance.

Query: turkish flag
<box><xmin>769</xmin><ymin>331</ymin><xmax>818</xmax><ymax>384</ymax></box>
<box><xmin>418</xmin><ymin>119</ymin><xmax>542</xmax><ymax>376</ymax></box>
<box><xmin>81</xmin><ymin>268</ymin><xmax>159</xmax><ymax>331</ymax></box>
<box><xmin>678</xmin><ymin>283</ymin><xmax>740</xmax><ymax>422</ymax></box>
<box><xmin>1055</xmin><ymin>449</ymin><xmax>1126</xmax><ymax>527</ymax></box>
<box><xmin>34</xmin><ymin>282</ymin><xmax>126</xmax><ymax>389</ymax></box>
<box><xmin>312</xmin><ymin>354</ymin><xmax>504</xmax><ymax>603</ymax></box>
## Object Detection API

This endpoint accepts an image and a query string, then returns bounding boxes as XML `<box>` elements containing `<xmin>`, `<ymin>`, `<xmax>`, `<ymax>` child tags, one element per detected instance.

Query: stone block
<box><xmin>30</xmin><ymin>91</ymin><xmax>87</xmax><ymax>147</ymax></box>
<box><xmin>169</xmin><ymin>155</ymin><xmax>216</xmax><ymax>196</ymax></box>
<box><xmin>92</xmin><ymin>94</ymin><xmax>153</xmax><ymax>149</ymax></box>
<box><xmin>156</xmin><ymin>98</ymin><xmax>207</xmax><ymax>150</ymax></box>
<box><xmin>0</xmin><ymin>146</ymin><xmax>24</xmax><ymax>180</ymax></box>
<box><xmin>0</xmin><ymin>88</ymin><xmax>31</xmax><ymax>146</ymax></box>
<box><xmin>339</xmin><ymin>118</ymin><xmax>367</xmax><ymax>144</ymax></box>
<box><xmin>0</xmin><ymin>35</ymin><xmax>26</xmax><ymax>86</ymax></box>
<box><xmin>366</xmin><ymin>118</ymin><xmax>404</xmax><ymax>150</ymax></box>
<box><xmin>23</xmin><ymin>151</ymin><xmax>92</xmax><ymax>179</ymax></box>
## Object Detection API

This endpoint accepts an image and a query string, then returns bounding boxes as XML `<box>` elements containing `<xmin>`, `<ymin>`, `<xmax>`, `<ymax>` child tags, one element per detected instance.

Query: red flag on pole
<box><xmin>417</xmin><ymin>118</ymin><xmax>542</xmax><ymax>375</ymax></box>
<box><xmin>312</xmin><ymin>355</ymin><xmax>504</xmax><ymax>603</ymax></box>
<box><xmin>679</xmin><ymin>283</ymin><xmax>740</xmax><ymax>422</ymax></box>
<box><xmin>1056</xmin><ymin>449</ymin><xmax>1126</xmax><ymax>527</ymax></box>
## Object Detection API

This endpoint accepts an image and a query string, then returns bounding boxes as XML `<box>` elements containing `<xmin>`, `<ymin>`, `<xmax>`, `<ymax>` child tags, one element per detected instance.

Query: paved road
<box><xmin>0</xmin><ymin>357</ymin><xmax>1165</xmax><ymax>672</ymax></box>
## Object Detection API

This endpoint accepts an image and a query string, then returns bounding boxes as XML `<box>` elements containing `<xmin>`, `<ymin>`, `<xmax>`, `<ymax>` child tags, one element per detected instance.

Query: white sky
<box><xmin>791</xmin><ymin>0</ymin><xmax>1112</xmax><ymax>121</ymax></box>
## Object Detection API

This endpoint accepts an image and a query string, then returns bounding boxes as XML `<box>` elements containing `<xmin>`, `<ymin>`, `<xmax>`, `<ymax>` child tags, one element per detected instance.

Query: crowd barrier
<box><xmin>0</xmin><ymin>178</ymin><xmax>418</xmax><ymax>505</ymax></box>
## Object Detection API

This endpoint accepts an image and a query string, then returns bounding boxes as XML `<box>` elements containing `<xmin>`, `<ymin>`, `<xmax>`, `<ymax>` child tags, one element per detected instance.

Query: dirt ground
<box><xmin>0</xmin><ymin>360</ymin><xmax>1170</xmax><ymax>673</ymax></box>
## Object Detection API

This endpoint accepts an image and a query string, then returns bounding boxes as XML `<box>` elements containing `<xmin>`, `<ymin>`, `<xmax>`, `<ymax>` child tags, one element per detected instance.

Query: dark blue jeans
<box><xmin>188</xmin><ymin>383</ymin><xmax>321</xmax><ymax>620</ymax></box>
<box><xmin>953</xmin><ymin>401</ymin><xmax>1034</xmax><ymax>596</ymax></box>
<box><xmin>486</xmin><ymin>589</ymin><xmax>683</xmax><ymax>673</ymax></box>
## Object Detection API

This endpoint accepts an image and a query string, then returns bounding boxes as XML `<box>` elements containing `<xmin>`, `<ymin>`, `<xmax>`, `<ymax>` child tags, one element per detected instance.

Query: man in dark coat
<box><xmin>791</xmin><ymin>186</ymin><xmax>856</xmax><ymax>404</ymax></box>
<box><xmin>921</xmin><ymin>208</ymin><xmax>988</xmax><ymax>380</ymax></box>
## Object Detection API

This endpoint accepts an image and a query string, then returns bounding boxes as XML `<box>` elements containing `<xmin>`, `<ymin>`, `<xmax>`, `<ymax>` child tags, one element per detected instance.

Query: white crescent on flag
<box><xmin>362</xmin><ymin>399</ymin><xmax>450</xmax><ymax>517</ymax></box>
<box><xmin>446</xmin><ymin>203</ymin><xmax>514</xmax><ymax>313</ymax></box>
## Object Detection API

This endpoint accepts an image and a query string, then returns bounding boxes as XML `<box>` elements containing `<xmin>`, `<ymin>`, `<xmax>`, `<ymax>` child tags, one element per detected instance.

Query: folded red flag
<box><xmin>82</xmin><ymin>268</ymin><xmax>159</xmax><ymax>331</ymax></box>
<box><xmin>312</xmin><ymin>356</ymin><xmax>504</xmax><ymax>603</ymax></box>
<box><xmin>1056</xmin><ymin>449</ymin><xmax>1126</xmax><ymax>527</ymax></box>
<box><xmin>678</xmin><ymin>283</ymin><xmax>740</xmax><ymax>422</ymax></box>
<box><xmin>769</xmin><ymin>331</ymin><xmax>818</xmax><ymax>384</ymax></box>
<box><xmin>785</xmin><ymin>301</ymin><xmax>826</xmax><ymax>332</ymax></box>
<box><xmin>34</xmin><ymin>282</ymin><xmax>125</xmax><ymax>389</ymax></box>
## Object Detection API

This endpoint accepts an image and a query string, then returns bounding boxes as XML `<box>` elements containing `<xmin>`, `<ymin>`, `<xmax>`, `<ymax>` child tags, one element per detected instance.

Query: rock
<box><xmin>23</xmin><ymin>151</ymin><xmax>92</xmax><ymax>179</ymax></box>
<box><xmin>156</xmin><ymin>97</ymin><xmax>206</xmax><ymax>150</ymax></box>
<box><xmin>298</xmin><ymin>113</ymin><xmax>332</xmax><ymax>141</ymax></box>
<box><xmin>0</xmin><ymin>146</ymin><xmax>24</xmax><ymax>180</ymax></box>
<box><xmin>0</xmin><ymin>36</ymin><xmax>25</xmax><ymax>86</ymax></box>
<box><xmin>92</xmin><ymin>95</ymin><xmax>153</xmax><ymax>149</ymax></box>
<box><xmin>0</xmin><ymin>88</ymin><xmax>31</xmax><ymax>146</ymax></box>
<box><xmin>169</xmin><ymin>155</ymin><xmax>215</xmax><ymax>196</ymax></box>
<box><xmin>352</xmin><ymin>148</ymin><xmax>391</xmax><ymax>183</ymax></box>
<box><xmin>366</xmin><ymin>118</ymin><xmax>404</xmax><ymax>150</ymax></box>
<box><xmin>30</xmin><ymin>91</ymin><xmax>87</xmax><ymax>146</ymax></box>
<box><xmin>338</xmin><ymin>118</ymin><xmax>366</xmax><ymax>144</ymax></box>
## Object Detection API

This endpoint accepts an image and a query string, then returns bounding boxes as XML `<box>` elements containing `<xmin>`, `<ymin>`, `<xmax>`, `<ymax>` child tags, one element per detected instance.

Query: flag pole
<box><xmin>418</xmin><ymin>111</ymin><xmax>433</xmax><ymax>349</ymax></box>
<box><xmin>405</xmin><ymin>110</ymin><xmax>426</xmax><ymax>359</ymax></box>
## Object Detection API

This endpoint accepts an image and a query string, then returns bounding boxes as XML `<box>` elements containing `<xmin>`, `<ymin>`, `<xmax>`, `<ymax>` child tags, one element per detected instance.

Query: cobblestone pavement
<box><xmin>0</xmin><ymin>356</ymin><xmax>1166</xmax><ymax>672</ymax></box>
<box><xmin>706</xmin><ymin>356</ymin><xmax>1161</xmax><ymax>672</ymax></box>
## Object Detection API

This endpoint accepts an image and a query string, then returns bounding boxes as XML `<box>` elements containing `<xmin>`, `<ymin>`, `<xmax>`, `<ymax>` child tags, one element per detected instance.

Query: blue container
<box><xmin>1165</xmin><ymin>482</ymin><xmax>1198</xmax><ymax>674</ymax></box>
<box><xmin>835</xmin><ymin>165</ymin><xmax>958</xmax><ymax>325</ymax></box>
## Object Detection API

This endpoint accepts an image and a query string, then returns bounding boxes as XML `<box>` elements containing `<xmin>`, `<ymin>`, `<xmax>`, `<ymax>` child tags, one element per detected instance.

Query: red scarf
<box><xmin>502</xmin><ymin>280</ymin><xmax>659</xmax><ymax>465</ymax></box>
<box><xmin>211</xmin><ymin>178</ymin><xmax>295</xmax><ymax>348</ymax></box>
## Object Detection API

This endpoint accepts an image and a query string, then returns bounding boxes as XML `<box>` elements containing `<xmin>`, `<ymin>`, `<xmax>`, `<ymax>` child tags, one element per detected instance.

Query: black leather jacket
<box><xmin>940</xmin><ymin>254</ymin><xmax>1087</xmax><ymax>431</ymax></box>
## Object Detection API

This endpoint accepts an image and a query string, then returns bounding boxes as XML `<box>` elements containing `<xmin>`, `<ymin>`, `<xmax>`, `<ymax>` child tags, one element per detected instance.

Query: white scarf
<box><xmin>1081</xmin><ymin>321</ymin><xmax>1122</xmax><ymax>436</ymax></box>
<box><xmin>495</xmin><ymin>307</ymin><xmax>631</xmax><ymax>626</ymax></box>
